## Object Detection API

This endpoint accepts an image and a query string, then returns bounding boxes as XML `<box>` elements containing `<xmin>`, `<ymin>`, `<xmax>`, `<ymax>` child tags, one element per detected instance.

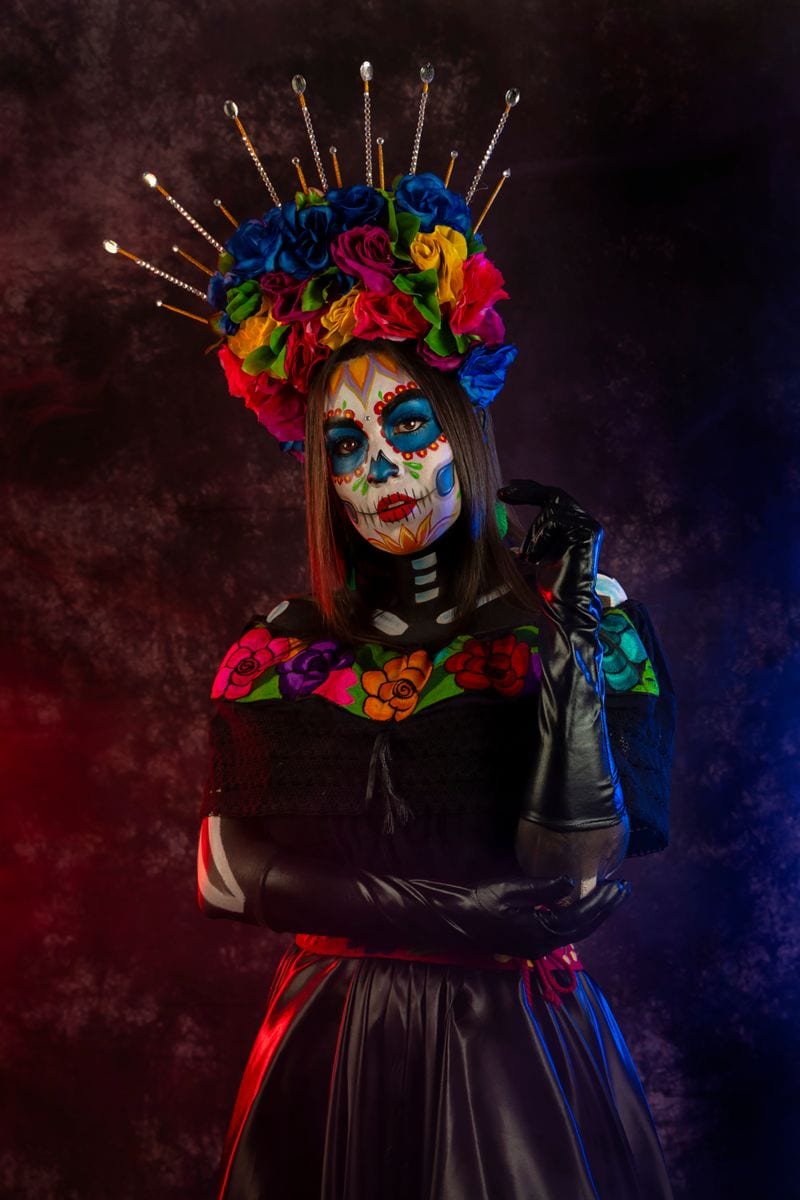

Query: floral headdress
<box><xmin>104</xmin><ymin>65</ymin><xmax>521</xmax><ymax>460</ymax></box>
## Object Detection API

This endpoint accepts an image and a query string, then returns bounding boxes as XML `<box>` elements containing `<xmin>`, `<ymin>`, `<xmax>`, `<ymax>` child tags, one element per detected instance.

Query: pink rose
<box><xmin>331</xmin><ymin>226</ymin><xmax>396</xmax><ymax>294</ymax></box>
<box><xmin>450</xmin><ymin>253</ymin><xmax>509</xmax><ymax>337</ymax></box>
<box><xmin>415</xmin><ymin>339</ymin><xmax>465</xmax><ymax>371</ymax></box>
<box><xmin>259</xmin><ymin>272</ymin><xmax>307</xmax><ymax>322</ymax></box>
<box><xmin>469</xmin><ymin>306</ymin><xmax>505</xmax><ymax>346</ymax></box>
<box><xmin>211</xmin><ymin>628</ymin><xmax>305</xmax><ymax>700</ymax></box>
<box><xmin>353</xmin><ymin>290</ymin><xmax>429</xmax><ymax>341</ymax></box>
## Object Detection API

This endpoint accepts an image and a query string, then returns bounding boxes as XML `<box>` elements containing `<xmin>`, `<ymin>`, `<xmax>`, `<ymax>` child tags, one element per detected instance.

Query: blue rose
<box><xmin>276</xmin><ymin>201</ymin><xmax>341</xmax><ymax>277</ymax></box>
<box><xmin>207</xmin><ymin>272</ymin><xmax>229</xmax><ymax>310</ymax></box>
<box><xmin>457</xmin><ymin>343</ymin><xmax>518</xmax><ymax>408</ymax></box>
<box><xmin>224</xmin><ymin>208</ymin><xmax>288</xmax><ymax>280</ymax></box>
<box><xmin>394</xmin><ymin>172</ymin><xmax>472</xmax><ymax>235</ymax></box>
<box><xmin>326</xmin><ymin>184</ymin><xmax>386</xmax><ymax>228</ymax></box>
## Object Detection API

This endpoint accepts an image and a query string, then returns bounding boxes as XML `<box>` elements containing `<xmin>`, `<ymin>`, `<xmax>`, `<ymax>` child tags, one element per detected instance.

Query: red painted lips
<box><xmin>376</xmin><ymin>492</ymin><xmax>417</xmax><ymax>524</ymax></box>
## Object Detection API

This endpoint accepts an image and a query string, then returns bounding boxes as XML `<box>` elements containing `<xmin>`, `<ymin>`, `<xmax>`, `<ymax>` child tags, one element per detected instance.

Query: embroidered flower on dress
<box><xmin>211</xmin><ymin>627</ymin><xmax>305</xmax><ymax>700</ymax></box>
<box><xmin>361</xmin><ymin>650</ymin><xmax>433</xmax><ymax>721</ymax></box>
<box><xmin>277</xmin><ymin>641</ymin><xmax>356</xmax><ymax>700</ymax></box>
<box><xmin>445</xmin><ymin>634</ymin><xmax>531</xmax><ymax>697</ymax></box>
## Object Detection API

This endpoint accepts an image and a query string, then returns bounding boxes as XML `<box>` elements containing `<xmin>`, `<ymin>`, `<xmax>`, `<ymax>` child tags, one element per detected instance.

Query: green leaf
<box><xmin>392</xmin><ymin>268</ymin><xmax>441</xmax><ymax>327</ymax></box>
<box><xmin>423</xmin><ymin>323</ymin><xmax>460</xmax><ymax>356</ymax></box>
<box><xmin>414</xmin><ymin>671</ymin><xmax>463</xmax><ymax>714</ymax></box>
<box><xmin>217</xmin><ymin>252</ymin><xmax>234</xmax><ymax>273</ymax></box>
<box><xmin>239</xmin><ymin>671</ymin><xmax>282</xmax><ymax>703</ymax></box>
<box><xmin>393</xmin><ymin>212</ymin><xmax>421</xmax><ymax>261</ymax></box>
<box><xmin>302</xmin><ymin>268</ymin><xmax>337</xmax><ymax>311</ymax></box>
<box><xmin>383</xmin><ymin>196</ymin><xmax>399</xmax><ymax>245</ymax></box>
<box><xmin>269</xmin><ymin>323</ymin><xmax>290</xmax><ymax>353</ymax></box>
<box><xmin>226</xmin><ymin>279</ymin><xmax>262</xmax><ymax>323</ymax></box>
<box><xmin>242</xmin><ymin>324</ymin><xmax>289</xmax><ymax>377</ymax></box>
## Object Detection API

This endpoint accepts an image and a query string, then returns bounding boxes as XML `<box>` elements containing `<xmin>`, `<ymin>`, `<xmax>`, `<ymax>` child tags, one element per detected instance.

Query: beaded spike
<box><xmin>292</xmin><ymin>75</ymin><xmax>328</xmax><ymax>192</ymax></box>
<box><xmin>103</xmin><ymin>240</ymin><xmax>207</xmax><ymax>299</ymax></box>
<box><xmin>465</xmin><ymin>88</ymin><xmax>520</xmax><ymax>203</ymax></box>
<box><xmin>223</xmin><ymin>100</ymin><xmax>281</xmax><ymax>207</ymax></box>
<box><xmin>141</xmin><ymin>174</ymin><xmax>223</xmax><ymax>253</ymax></box>
<box><xmin>409</xmin><ymin>63</ymin><xmax>434</xmax><ymax>175</ymax></box>
<box><xmin>360</xmin><ymin>61</ymin><xmax>374</xmax><ymax>185</ymax></box>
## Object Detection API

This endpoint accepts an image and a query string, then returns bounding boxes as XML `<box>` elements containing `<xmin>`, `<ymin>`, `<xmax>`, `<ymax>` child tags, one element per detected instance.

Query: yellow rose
<box><xmin>320</xmin><ymin>290</ymin><xmax>359</xmax><ymax>350</ymax></box>
<box><xmin>409</xmin><ymin>225</ymin><xmax>467</xmax><ymax>305</ymax></box>
<box><xmin>227</xmin><ymin>300</ymin><xmax>279</xmax><ymax>359</ymax></box>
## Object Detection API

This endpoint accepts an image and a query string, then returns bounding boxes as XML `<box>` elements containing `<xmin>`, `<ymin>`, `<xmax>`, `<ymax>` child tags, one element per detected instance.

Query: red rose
<box><xmin>218</xmin><ymin>344</ymin><xmax>255</xmax><ymax>403</ymax></box>
<box><xmin>445</xmin><ymin>634</ymin><xmax>530</xmax><ymax>697</ymax></box>
<box><xmin>251</xmin><ymin>375</ymin><xmax>307</xmax><ymax>442</ymax></box>
<box><xmin>218</xmin><ymin>342</ymin><xmax>308</xmax><ymax>441</ymax></box>
<box><xmin>353</xmin><ymin>289</ymin><xmax>429</xmax><ymax>341</ymax></box>
<box><xmin>284</xmin><ymin>318</ymin><xmax>330</xmax><ymax>396</ymax></box>
<box><xmin>450</xmin><ymin>252</ymin><xmax>509</xmax><ymax>337</ymax></box>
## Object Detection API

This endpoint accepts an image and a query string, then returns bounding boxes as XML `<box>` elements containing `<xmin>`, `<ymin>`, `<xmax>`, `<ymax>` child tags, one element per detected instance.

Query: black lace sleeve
<box><xmin>605</xmin><ymin>599</ymin><xmax>677</xmax><ymax>857</ymax></box>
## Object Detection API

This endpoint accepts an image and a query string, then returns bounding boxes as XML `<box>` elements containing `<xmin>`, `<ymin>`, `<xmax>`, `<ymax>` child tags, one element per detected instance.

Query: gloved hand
<box><xmin>198</xmin><ymin>816</ymin><xmax>631</xmax><ymax>958</ymax></box>
<box><xmin>497</xmin><ymin>481</ymin><xmax>627</xmax><ymax>860</ymax></box>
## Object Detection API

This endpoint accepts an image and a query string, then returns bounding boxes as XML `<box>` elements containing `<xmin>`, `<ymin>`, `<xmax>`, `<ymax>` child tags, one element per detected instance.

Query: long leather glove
<box><xmin>497</xmin><ymin>480</ymin><xmax>629</xmax><ymax>892</ymax></box>
<box><xmin>198</xmin><ymin>815</ymin><xmax>631</xmax><ymax>958</ymax></box>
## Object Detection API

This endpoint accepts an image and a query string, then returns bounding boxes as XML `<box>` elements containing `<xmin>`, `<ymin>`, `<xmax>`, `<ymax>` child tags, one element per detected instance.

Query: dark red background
<box><xmin>2</xmin><ymin>2</ymin><xmax>799</xmax><ymax>1197</ymax></box>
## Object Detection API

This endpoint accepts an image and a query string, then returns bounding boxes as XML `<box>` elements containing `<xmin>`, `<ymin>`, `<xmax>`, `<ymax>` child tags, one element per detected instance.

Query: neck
<box><xmin>352</xmin><ymin>523</ymin><xmax>462</xmax><ymax>645</ymax></box>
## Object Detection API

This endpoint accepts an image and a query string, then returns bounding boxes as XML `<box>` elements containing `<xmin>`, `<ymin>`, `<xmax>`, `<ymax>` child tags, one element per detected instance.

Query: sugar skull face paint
<box><xmin>323</xmin><ymin>352</ymin><xmax>462</xmax><ymax>555</ymax></box>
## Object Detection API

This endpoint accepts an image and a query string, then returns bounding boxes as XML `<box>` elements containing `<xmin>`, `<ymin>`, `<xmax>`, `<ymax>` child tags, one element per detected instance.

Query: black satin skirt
<box><xmin>214</xmin><ymin>941</ymin><xmax>673</xmax><ymax>1200</ymax></box>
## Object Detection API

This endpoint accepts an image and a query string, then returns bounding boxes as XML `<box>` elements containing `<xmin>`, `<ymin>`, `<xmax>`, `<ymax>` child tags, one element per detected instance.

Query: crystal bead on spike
<box><xmin>223</xmin><ymin>100</ymin><xmax>238</xmax><ymax>119</ymax></box>
<box><xmin>505</xmin><ymin>88</ymin><xmax>520</xmax><ymax>107</ymax></box>
<box><xmin>292</xmin><ymin>75</ymin><xmax>307</xmax><ymax>94</ymax></box>
<box><xmin>420</xmin><ymin>63</ymin><xmax>435</xmax><ymax>83</ymax></box>
<box><xmin>360</xmin><ymin>61</ymin><xmax>373</xmax><ymax>82</ymax></box>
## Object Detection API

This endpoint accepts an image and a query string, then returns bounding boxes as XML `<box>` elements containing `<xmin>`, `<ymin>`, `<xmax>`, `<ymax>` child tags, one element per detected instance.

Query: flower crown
<box><xmin>104</xmin><ymin>65</ymin><xmax>521</xmax><ymax>460</ymax></box>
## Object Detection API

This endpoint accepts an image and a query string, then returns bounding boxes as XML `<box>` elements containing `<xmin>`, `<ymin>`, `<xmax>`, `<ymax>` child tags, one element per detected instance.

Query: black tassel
<box><xmin>365</xmin><ymin>730</ymin><xmax>415</xmax><ymax>835</ymax></box>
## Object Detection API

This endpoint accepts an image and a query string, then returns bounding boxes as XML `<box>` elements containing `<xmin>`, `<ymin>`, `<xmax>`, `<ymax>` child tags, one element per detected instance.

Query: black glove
<box><xmin>497</xmin><ymin>480</ymin><xmax>626</xmax><ymax>836</ymax></box>
<box><xmin>199</xmin><ymin>816</ymin><xmax>631</xmax><ymax>958</ymax></box>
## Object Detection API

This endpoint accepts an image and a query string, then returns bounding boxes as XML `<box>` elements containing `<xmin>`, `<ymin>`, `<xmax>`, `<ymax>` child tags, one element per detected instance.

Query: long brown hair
<box><xmin>304</xmin><ymin>338</ymin><xmax>536</xmax><ymax>641</ymax></box>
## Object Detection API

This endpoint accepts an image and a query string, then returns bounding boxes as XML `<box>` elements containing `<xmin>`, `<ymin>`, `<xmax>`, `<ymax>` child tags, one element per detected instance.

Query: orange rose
<box><xmin>362</xmin><ymin>650</ymin><xmax>433</xmax><ymax>721</ymax></box>
<box><xmin>227</xmin><ymin>299</ymin><xmax>279</xmax><ymax>359</ymax></box>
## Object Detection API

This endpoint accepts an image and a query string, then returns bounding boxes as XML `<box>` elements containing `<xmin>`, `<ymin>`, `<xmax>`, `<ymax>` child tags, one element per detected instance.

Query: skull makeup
<box><xmin>323</xmin><ymin>352</ymin><xmax>462</xmax><ymax>555</ymax></box>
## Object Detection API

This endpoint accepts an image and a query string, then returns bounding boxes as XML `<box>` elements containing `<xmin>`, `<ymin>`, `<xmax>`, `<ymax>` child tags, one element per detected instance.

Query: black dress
<box><xmin>202</xmin><ymin>586</ymin><xmax>676</xmax><ymax>1199</ymax></box>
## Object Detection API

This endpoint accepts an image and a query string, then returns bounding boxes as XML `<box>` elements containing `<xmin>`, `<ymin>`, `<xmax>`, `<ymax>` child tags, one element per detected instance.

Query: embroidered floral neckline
<box><xmin>210</xmin><ymin>607</ymin><xmax>658</xmax><ymax>723</ymax></box>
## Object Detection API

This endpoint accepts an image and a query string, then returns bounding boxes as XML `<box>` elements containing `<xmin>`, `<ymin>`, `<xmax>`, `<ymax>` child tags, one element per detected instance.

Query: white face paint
<box><xmin>323</xmin><ymin>352</ymin><xmax>462</xmax><ymax>555</ymax></box>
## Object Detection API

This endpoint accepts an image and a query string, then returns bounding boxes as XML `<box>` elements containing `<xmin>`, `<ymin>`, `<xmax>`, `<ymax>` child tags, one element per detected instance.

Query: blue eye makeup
<box><xmin>382</xmin><ymin>395</ymin><xmax>442</xmax><ymax>453</ymax></box>
<box><xmin>324</xmin><ymin>424</ymin><xmax>368</xmax><ymax>473</ymax></box>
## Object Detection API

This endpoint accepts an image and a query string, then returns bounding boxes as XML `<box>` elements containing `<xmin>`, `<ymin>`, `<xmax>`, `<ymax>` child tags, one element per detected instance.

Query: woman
<box><xmin>197</xmin><ymin>331</ymin><xmax>676</xmax><ymax>1197</ymax></box>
